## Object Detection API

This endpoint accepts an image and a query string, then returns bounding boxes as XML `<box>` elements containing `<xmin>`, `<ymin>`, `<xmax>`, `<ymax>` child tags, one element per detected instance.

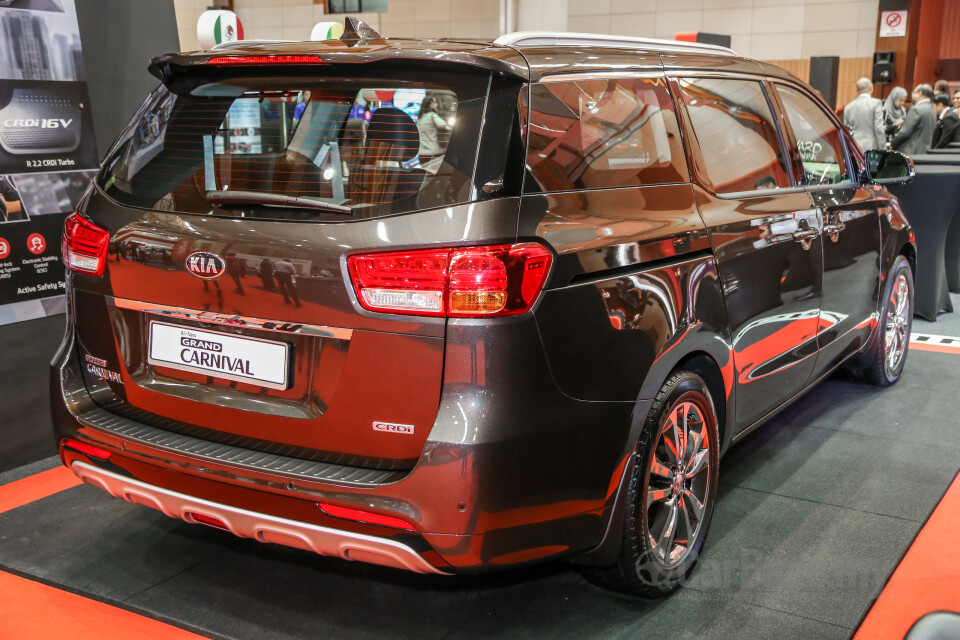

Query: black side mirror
<box><xmin>864</xmin><ymin>149</ymin><xmax>915</xmax><ymax>184</ymax></box>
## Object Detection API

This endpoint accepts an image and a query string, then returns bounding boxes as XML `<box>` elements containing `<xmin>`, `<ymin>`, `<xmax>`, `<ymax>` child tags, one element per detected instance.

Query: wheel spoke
<box><xmin>670</xmin><ymin>413</ymin><xmax>682</xmax><ymax>466</ymax></box>
<box><xmin>661</xmin><ymin>415</ymin><xmax>681</xmax><ymax>465</ymax></box>
<box><xmin>647</xmin><ymin>486</ymin><xmax>672</xmax><ymax>508</ymax></box>
<box><xmin>653</xmin><ymin>502</ymin><xmax>679</xmax><ymax>560</ymax></box>
<box><xmin>896</xmin><ymin>278</ymin><xmax>908</xmax><ymax>315</ymax></box>
<box><xmin>683</xmin><ymin>489</ymin><xmax>705</xmax><ymax>521</ymax></box>
<box><xmin>650</xmin><ymin>456</ymin><xmax>672</xmax><ymax>478</ymax></box>
<box><xmin>680</xmin><ymin>405</ymin><xmax>689</xmax><ymax>467</ymax></box>
<box><xmin>684</xmin><ymin>430</ymin><xmax>703</xmax><ymax>469</ymax></box>
<box><xmin>678</xmin><ymin>496</ymin><xmax>693</xmax><ymax>545</ymax></box>
<box><xmin>686</xmin><ymin>448</ymin><xmax>709</xmax><ymax>478</ymax></box>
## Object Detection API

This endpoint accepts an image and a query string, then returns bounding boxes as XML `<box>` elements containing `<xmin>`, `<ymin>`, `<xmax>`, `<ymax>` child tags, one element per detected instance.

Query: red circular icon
<box><xmin>26</xmin><ymin>233</ymin><xmax>46</xmax><ymax>255</ymax></box>
<box><xmin>886</xmin><ymin>12</ymin><xmax>902</xmax><ymax>27</ymax></box>
<box><xmin>0</xmin><ymin>237</ymin><xmax>9</xmax><ymax>260</ymax></box>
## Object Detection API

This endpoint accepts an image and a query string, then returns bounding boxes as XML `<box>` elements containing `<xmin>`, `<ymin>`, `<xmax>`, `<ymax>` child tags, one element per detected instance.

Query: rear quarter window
<box><xmin>522</xmin><ymin>75</ymin><xmax>688</xmax><ymax>192</ymax></box>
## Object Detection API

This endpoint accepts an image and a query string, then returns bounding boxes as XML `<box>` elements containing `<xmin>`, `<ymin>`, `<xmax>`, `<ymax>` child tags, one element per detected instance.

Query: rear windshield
<box><xmin>98</xmin><ymin>71</ymin><xmax>489</xmax><ymax>221</ymax></box>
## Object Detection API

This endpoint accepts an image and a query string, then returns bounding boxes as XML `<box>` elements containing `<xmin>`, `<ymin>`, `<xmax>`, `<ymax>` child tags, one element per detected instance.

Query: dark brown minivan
<box><xmin>52</xmin><ymin>21</ymin><xmax>916</xmax><ymax>596</ymax></box>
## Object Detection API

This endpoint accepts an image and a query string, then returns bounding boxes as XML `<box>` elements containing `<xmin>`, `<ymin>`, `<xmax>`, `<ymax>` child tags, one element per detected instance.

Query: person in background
<box><xmin>884</xmin><ymin>86</ymin><xmax>908</xmax><ymax>138</ymax></box>
<box><xmin>892</xmin><ymin>84</ymin><xmax>937</xmax><ymax>156</ymax></box>
<box><xmin>272</xmin><ymin>258</ymin><xmax>302</xmax><ymax>307</ymax></box>
<box><xmin>416</xmin><ymin>97</ymin><xmax>451</xmax><ymax>161</ymax></box>
<box><xmin>932</xmin><ymin>93</ymin><xmax>960</xmax><ymax>148</ymax></box>
<box><xmin>224</xmin><ymin>251</ymin><xmax>245</xmax><ymax>295</ymax></box>
<box><xmin>844</xmin><ymin>77</ymin><xmax>885</xmax><ymax>150</ymax></box>
<box><xmin>258</xmin><ymin>257</ymin><xmax>275</xmax><ymax>292</ymax></box>
<box><xmin>934</xmin><ymin>79</ymin><xmax>950</xmax><ymax>96</ymax></box>
<box><xmin>953</xmin><ymin>89</ymin><xmax>960</xmax><ymax>116</ymax></box>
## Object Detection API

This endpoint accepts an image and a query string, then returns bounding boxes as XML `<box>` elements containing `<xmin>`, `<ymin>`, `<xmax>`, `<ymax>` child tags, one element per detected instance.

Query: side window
<box><xmin>522</xmin><ymin>76</ymin><xmax>688</xmax><ymax>192</ymax></box>
<box><xmin>675</xmin><ymin>77</ymin><xmax>791</xmax><ymax>194</ymax></box>
<box><xmin>775</xmin><ymin>84</ymin><xmax>850</xmax><ymax>186</ymax></box>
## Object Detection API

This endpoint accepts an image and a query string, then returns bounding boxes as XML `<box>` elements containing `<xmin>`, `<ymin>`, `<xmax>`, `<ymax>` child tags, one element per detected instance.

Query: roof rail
<box><xmin>493</xmin><ymin>31</ymin><xmax>737</xmax><ymax>57</ymax></box>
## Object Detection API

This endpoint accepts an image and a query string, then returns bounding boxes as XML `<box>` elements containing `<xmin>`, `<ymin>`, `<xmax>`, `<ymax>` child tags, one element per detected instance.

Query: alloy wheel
<box><xmin>884</xmin><ymin>272</ymin><xmax>910</xmax><ymax>376</ymax></box>
<box><xmin>645</xmin><ymin>398</ymin><xmax>712</xmax><ymax>568</ymax></box>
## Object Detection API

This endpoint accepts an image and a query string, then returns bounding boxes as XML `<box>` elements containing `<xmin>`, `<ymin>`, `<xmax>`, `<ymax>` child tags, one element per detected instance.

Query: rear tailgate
<box><xmin>70</xmin><ymin>58</ymin><xmax>517</xmax><ymax>469</ymax></box>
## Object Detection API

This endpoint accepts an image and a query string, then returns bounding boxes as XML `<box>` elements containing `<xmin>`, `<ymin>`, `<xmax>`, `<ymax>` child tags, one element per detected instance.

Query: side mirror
<box><xmin>864</xmin><ymin>149</ymin><xmax>915</xmax><ymax>184</ymax></box>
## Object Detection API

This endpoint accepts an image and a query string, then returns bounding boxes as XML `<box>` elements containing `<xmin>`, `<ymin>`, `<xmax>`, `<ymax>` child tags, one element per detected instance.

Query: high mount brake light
<box><xmin>62</xmin><ymin>213</ymin><xmax>109</xmax><ymax>277</ymax></box>
<box><xmin>347</xmin><ymin>243</ymin><xmax>553</xmax><ymax>318</ymax></box>
<box><xmin>205</xmin><ymin>55</ymin><xmax>326</xmax><ymax>65</ymax></box>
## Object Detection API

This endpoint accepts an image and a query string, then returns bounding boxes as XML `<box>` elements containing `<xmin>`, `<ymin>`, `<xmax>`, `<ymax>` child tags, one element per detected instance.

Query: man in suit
<box><xmin>844</xmin><ymin>78</ymin><xmax>885</xmax><ymax>151</ymax></box>
<box><xmin>892</xmin><ymin>84</ymin><xmax>937</xmax><ymax>156</ymax></box>
<box><xmin>932</xmin><ymin>93</ymin><xmax>960</xmax><ymax>148</ymax></box>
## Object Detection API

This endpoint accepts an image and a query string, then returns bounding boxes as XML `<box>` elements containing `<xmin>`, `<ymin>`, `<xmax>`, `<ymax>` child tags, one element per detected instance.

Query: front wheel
<box><xmin>859</xmin><ymin>255</ymin><xmax>913</xmax><ymax>386</ymax></box>
<box><xmin>584</xmin><ymin>370</ymin><xmax>720</xmax><ymax>597</ymax></box>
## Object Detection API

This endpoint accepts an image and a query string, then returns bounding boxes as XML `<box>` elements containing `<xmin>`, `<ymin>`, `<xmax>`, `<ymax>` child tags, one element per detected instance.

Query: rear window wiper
<box><xmin>206</xmin><ymin>190</ymin><xmax>352</xmax><ymax>214</ymax></box>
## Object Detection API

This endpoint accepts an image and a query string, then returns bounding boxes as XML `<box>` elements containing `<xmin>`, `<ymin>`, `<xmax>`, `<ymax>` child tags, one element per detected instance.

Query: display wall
<box><xmin>0</xmin><ymin>0</ymin><xmax>97</xmax><ymax>325</ymax></box>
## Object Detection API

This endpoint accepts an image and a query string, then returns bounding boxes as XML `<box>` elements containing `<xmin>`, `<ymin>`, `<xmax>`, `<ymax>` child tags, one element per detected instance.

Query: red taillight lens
<box><xmin>62</xmin><ymin>438</ymin><xmax>112</xmax><ymax>460</ymax></box>
<box><xmin>62</xmin><ymin>213</ymin><xmax>109</xmax><ymax>276</ymax></box>
<box><xmin>347</xmin><ymin>243</ymin><xmax>552</xmax><ymax>318</ymax></box>
<box><xmin>206</xmin><ymin>55</ymin><xmax>325</xmax><ymax>65</ymax></box>
<box><xmin>319</xmin><ymin>502</ymin><xmax>416</xmax><ymax>531</ymax></box>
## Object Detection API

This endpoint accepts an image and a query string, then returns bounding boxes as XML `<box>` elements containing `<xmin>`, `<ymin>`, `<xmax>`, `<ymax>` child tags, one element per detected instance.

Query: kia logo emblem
<box><xmin>185</xmin><ymin>251</ymin><xmax>226</xmax><ymax>280</ymax></box>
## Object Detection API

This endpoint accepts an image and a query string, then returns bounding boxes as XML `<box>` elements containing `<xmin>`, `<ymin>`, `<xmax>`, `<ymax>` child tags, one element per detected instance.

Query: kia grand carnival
<box><xmin>51</xmin><ymin>21</ymin><xmax>916</xmax><ymax>596</ymax></box>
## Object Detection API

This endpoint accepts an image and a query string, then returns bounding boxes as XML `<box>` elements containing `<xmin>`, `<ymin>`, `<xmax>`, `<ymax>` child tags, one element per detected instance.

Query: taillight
<box><xmin>347</xmin><ymin>243</ymin><xmax>552</xmax><ymax>318</ymax></box>
<box><xmin>206</xmin><ymin>55</ymin><xmax>325</xmax><ymax>65</ymax></box>
<box><xmin>62</xmin><ymin>213</ymin><xmax>109</xmax><ymax>277</ymax></box>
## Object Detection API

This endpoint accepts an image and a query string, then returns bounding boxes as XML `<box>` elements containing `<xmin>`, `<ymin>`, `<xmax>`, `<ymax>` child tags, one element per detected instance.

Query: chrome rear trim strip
<box><xmin>70</xmin><ymin>461</ymin><xmax>447</xmax><ymax>575</ymax></box>
<box><xmin>108</xmin><ymin>295</ymin><xmax>354</xmax><ymax>340</ymax></box>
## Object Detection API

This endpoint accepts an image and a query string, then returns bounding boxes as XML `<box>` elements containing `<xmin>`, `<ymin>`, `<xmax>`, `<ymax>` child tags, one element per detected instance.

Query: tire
<box><xmin>859</xmin><ymin>255</ymin><xmax>913</xmax><ymax>386</ymax></box>
<box><xmin>583</xmin><ymin>370</ymin><xmax>720</xmax><ymax>597</ymax></box>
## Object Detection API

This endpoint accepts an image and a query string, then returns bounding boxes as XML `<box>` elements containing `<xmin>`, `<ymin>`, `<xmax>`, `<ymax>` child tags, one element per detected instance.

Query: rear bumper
<box><xmin>51</xmin><ymin>311</ymin><xmax>642</xmax><ymax>573</ymax></box>
<box><xmin>70</xmin><ymin>460</ymin><xmax>445</xmax><ymax>574</ymax></box>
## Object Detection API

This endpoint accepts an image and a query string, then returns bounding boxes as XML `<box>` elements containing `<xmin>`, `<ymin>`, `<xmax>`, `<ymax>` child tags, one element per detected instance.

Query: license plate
<box><xmin>148</xmin><ymin>321</ymin><xmax>290</xmax><ymax>390</ymax></box>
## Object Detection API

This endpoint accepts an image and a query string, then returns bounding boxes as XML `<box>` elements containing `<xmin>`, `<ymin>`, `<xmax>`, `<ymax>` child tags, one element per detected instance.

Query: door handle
<box><xmin>792</xmin><ymin>227</ymin><xmax>819</xmax><ymax>251</ymax></box>
<box><xmin>823</xmin><ymin>220</ymin><xmax>846</xmax><ymax>242</ymax></box>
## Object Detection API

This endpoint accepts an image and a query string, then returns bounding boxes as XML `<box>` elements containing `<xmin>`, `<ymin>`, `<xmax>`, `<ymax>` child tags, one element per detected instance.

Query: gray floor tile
<box><xmin>686</xmin><ymin>487</ymin><xmax>918</xmax><ymax>629</ymax></box>
<box><xmin>720</xmin><ymin>421</ymin><xmax>957</xmax><ymax>522</ymax></box>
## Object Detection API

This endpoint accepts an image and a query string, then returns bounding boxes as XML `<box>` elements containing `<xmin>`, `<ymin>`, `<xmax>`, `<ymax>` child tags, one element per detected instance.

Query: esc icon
<box><xmin>26</xmin><ymin>233</ymin><xmax>46</xmax><ymax>255</ymax></box>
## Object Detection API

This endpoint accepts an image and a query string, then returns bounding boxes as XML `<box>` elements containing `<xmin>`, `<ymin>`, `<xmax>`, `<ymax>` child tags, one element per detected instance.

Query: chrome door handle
<box><xmin>823</xmin><ymin>221</ymin><xmax>846</xmax><ymax>242</ymax></box>
<box><xmin>792</xmin><ymin>227</ymin><xmax>819</xmax><ymax>250</ymax></box>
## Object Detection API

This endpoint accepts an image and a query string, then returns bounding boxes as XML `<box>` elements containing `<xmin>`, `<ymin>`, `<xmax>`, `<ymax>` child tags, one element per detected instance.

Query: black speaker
<box><xmin>873</xmin><ymin>51</ymin><xmax>895</xmax><ymax>85</ymax></box>
<box><xmin>810</xmin><ymin>56</ymin><xmax>840</xmax><ymax>109</ymax></box>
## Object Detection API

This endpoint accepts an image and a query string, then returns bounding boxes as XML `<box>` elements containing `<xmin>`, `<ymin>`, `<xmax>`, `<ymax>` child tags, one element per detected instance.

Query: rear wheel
<box><xmin>584</xmin><ymin>370</ymin><xmax>720</xmax><ymax>597</ymax></box>
<box><xmin>859</xmin><ymin>255</ymin><xmax>913</xmax><ymax>386</ymax></box>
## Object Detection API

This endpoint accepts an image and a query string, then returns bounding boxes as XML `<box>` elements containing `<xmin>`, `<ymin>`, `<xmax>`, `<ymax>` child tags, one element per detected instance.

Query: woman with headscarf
<box><xmin>416</xmin><ymin>97</ymin><xmax>451</xmax><ymax>162</ymax></box>
<box><xmin>884</xmin><ymin>86</ymin><xmax>908</xmax><ymax>139</ymax></box>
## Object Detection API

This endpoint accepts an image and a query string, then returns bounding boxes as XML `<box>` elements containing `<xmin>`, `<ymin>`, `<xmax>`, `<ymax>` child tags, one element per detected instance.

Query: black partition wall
<box><xmin>75</xmin><ymin>0</ymin><xmax>180</xmax><ymax>155</ymax></box>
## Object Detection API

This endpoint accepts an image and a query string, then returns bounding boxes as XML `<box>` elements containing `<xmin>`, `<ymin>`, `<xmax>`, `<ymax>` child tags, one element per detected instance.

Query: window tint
<box><xmin>775</xmin><ymin>84</ymin><xmax>850</xmax><ymax>185</ymax></box>
<box><xmin>522</xmin><ymin>76</ymin><xmax>687</xmax><ymax>192</ymax></box>
<box><xmin>99</xmin><ymin>72</ymin><xmax>486</xmax><ymax>221</ymax></box>
<box><xmin>675</xmin><ymin>77</ymin><xmax>791</xmax><ymax>194</ymax></box>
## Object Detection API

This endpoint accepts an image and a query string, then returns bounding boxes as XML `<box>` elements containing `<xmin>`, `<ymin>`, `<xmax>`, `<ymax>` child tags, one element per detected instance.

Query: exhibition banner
<box><xmin>0</xmin><ymin>0</ymin><xmax>97</xmax><ymax>325</ymax></box>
